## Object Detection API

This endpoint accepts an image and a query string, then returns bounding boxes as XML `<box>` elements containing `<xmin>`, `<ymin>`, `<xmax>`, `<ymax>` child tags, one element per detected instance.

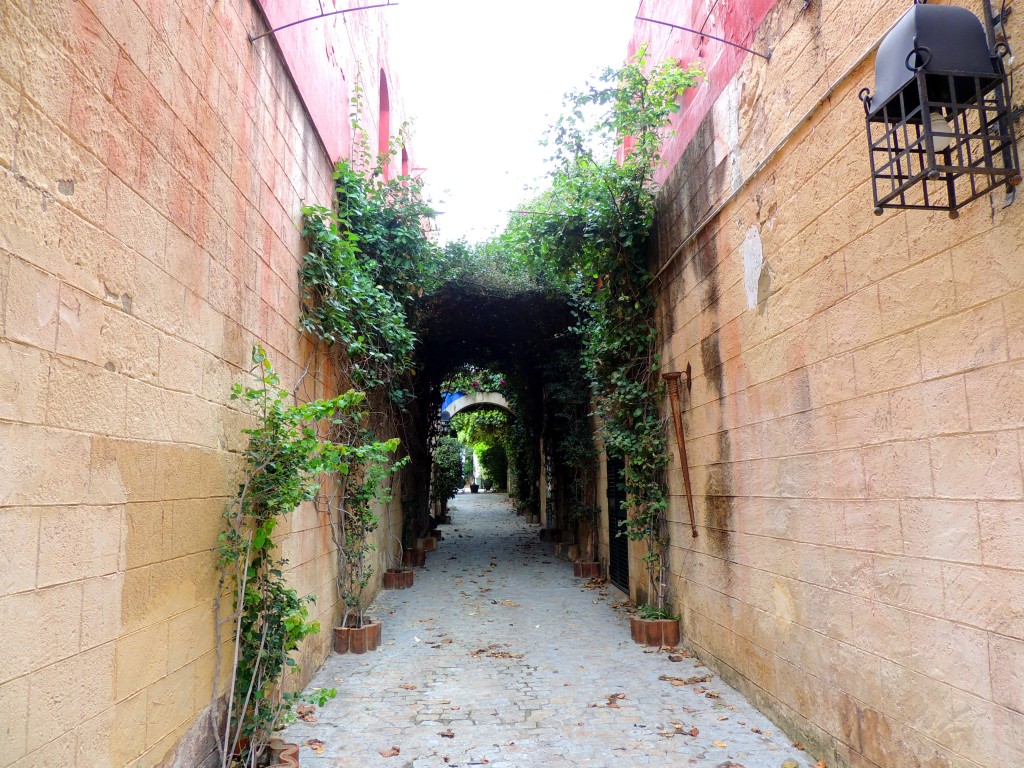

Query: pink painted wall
<box><xmin>255</xmin><ymin>0</ymin><xmax>407</xmax><ymax>168</ymax></box>
<box><xmin>632</xmin><ymin>0</ymin><xmax>780</xmax><ymax>182</ymax></box>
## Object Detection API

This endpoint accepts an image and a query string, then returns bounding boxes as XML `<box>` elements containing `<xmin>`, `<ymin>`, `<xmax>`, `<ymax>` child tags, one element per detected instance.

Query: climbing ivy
<box><xmin>504</xmin><ymin>47</ymin><xmax>703</xmax><ymax>610</ymax></box>
<box><xmin>214</xmin><ymin>346</ymin><xmax>352</xmax><ymax>767</ymax></box>
<box><xmin>300</xmin><ymin>87</ymin><xmax>442</xmax><ymax>402</ymax></box>
<box><xmin>441</xmin><ymin>365</ymin><xmax>507</xmax><ymax>396</ymax></box>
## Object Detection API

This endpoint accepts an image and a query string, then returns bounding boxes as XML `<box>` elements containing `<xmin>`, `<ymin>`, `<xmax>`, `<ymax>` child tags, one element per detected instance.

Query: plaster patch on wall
<box><xmin>742</xmin><ymin>225</ymin><xmax>765</xmax><ymax>309</ymax></box>
<box><xmin>712</xmin><ymin>78</ymin><xmax>743</xmax><ymax>192</ymax></box>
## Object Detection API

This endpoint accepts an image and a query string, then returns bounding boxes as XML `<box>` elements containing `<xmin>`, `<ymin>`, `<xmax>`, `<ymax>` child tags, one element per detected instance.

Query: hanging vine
<box><xmin>502</xmin><ymin>47</ymin><xmax>703</xmax><ymax>611</ymax></box>
<box><xmin>213</xmin><ymin>346</ymin><xmax>353</xmax><ymax>768</ymax></box>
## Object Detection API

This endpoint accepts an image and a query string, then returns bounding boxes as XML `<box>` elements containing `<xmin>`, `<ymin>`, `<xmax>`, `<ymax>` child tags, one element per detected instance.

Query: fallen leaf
<box><xmin>705</xmin><ymin>691</ymin><xmax>721</xmax><ymax>699</ymax></box>
<box><xmin>688</xmin><ymin>727</ymin><xmax>699</xmax><ymax>737</ymax></box>
<box><xmin>792</xmin><ymin>741</ymin><xmax>804</xmax><ymax>750</ymax></box>
<box><xmin>713</xmin><ymin>740</ymin><xmax>727</xmax><ymax>748</ymax></box>
<box><xmin>499</xmin><ymin>600</ymin><xmax>519</xmax><ymax>607</ymax></box>
<box><xmin>815</xmin><ymin>762</ymin><xmax>828</xmax><ymax>768</ymax></box>
<box><xmin>297</xmin><ymin>704</ymin><xmax>317</xmax><ymax>722</ymax></box>
<box><xmin>781</xmin><ymin>761</ymin><xmax>799</xmax><ymax>768</ymax></box>
<box><xmin>439</xmin><ymin>729</ymin><xmax>455</xmax><ymax>738</ymax></box>
<box><xmin>379</xmin><ymin>746</ymin><xmax>400</xmax><ymax>757</ymax></box>
<box><xmin>400</xmin><ymin>684</ymin><xmax>417</xmax><ymax>690</ymax></box>
<box><xmin>304</xmin><ymin>738</ymin><xmax>325</xmax><ymax>753</ymax></box>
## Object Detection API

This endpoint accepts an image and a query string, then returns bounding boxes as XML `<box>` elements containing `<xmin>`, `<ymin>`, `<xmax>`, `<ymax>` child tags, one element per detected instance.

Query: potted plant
<box><xmin>383</xmin><ymin>567</ymin><xmax>414</xmax><ymax>589</ymax></box>
<box><xmin>571</xmin><ymin>500</ymin><xmax>601</xmax><ymax>579</ymax></box>
<box><xmin>400</xmin><ymin>505</ymin><xmax>426</xmax><ymax>567</ymax></box>
<box><xmin>630</xmin><ymin>604</ymin><xmax>681</xmax><ymax>647</ymax></box>
<box><xmin>330</xmin><ymin>426</ymin><xmax>400</xmax><ymax>656</ymax></box>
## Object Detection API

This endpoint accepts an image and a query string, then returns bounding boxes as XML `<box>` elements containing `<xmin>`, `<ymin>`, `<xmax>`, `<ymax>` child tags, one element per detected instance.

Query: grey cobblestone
<box><xmin>281</xmin><ymin>493</ymin><xmax>819</xmax><ymax>768</ymax></box>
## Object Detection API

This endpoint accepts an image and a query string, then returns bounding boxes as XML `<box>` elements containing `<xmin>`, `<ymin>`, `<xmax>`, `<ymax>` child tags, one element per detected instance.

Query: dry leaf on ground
<box><xmin>304</xmin><ymin>738</ymin><xmax>325</xmax><ymax>753</ymax></box>
<box><xmin>439</xmin><ymin>729</ymin><xmax>455</xmax><ymax>738</ymax></box>
<box><xmin>379</xmin><ymin>746</ymin><xmax>400</xmax><ymax>757</ymax></box>
<box><xmin>400</xmin><ymin>683</ymin><xmax>417</xmax><ymax>690</ymax></box>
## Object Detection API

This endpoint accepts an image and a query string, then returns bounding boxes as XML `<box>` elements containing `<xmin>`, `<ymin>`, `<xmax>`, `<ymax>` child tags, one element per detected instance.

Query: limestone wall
<box><xmin>0</xmin><ymin>1</ymin><xmax>405</xmax><ymax>765</ymax></box>
<box><xmin>645</xmin><ymin>1</ymin><xmax>1024</xmax><ymax>766</ymax></box>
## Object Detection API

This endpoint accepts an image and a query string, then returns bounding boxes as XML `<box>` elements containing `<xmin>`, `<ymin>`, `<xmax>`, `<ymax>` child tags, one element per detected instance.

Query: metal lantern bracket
<box><xmin>859</xmin><ymin>0</ymin><xmax>1023</xmax><ymax>218</ymax></box>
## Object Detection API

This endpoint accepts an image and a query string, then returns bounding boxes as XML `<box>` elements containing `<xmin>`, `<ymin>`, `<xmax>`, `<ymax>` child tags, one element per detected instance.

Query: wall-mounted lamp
<box><xmin>858</xmin><ymin>0</ymin><xmax>1021</xmax><ymax>218</ymax></box>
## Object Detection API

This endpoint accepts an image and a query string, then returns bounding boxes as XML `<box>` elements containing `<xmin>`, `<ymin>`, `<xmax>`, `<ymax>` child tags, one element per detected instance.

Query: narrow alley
<box><xmin>281</xmin><ymin>492</ymin><xmax>815</xmax><ymax>768</ymax></box>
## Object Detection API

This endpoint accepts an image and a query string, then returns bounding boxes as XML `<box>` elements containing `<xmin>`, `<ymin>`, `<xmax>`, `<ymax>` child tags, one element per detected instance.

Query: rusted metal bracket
<box><xmin>663</xmin><ymin>371</ymin><xmax>698</xmax><ymax>538</ymax></box>
<box><xmin>636</xmin><ymin>16</ymin><xmax>772</xmax><ymax>60</ymax></box>
<box><xmin>249</xmin><ymin>3</ymin><xmax>397</xmax><ymax>43</ymax></box>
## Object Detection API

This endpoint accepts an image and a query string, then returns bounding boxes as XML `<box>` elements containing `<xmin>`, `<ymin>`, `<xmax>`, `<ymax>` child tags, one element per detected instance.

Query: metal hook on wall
<box><xmin>663</xmin><ymin>371</ymin><xmax>698</xmax><ymax>539</ymax></box>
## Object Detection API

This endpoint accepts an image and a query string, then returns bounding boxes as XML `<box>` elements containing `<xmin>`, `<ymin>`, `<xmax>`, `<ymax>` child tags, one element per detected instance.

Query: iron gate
<box><xmin>606</xmin><ymin>457</ymin><xmax>629</xmax><ymax>594</ymax></box>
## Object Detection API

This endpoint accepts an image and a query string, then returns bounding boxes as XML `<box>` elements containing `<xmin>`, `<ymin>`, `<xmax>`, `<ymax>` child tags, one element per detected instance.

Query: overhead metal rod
<box><xmin>635</xmin><ymin>15</ymin><xmax>771</xmax><ymax>60</ymax></box>
<box><xmin>250</xmin><ymin>2</ymin><xmax>397</xmax><ymax>42</ymax></box>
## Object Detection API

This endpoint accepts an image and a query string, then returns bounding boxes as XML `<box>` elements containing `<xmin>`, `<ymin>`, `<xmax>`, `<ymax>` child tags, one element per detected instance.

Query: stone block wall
<box><xmin>0</xmin><ymin>1</ymin><xmax>405</xmax><ymax>765</ymax></box>
<box><xmin>643</xmin><ymin>1</ymin><xmax>1024</xmax><ymax>766</ymax></box>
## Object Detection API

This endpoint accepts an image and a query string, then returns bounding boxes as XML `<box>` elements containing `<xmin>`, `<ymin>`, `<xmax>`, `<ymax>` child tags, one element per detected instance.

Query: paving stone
<box><xmin>280</xmin><ymin>492</ymin><xmax>819</xmax><ymax>768</ymax></box>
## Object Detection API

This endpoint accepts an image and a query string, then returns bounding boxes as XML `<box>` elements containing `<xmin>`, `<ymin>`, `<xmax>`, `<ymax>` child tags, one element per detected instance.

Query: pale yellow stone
<box><xmin>145</xmin><ymin>662</ymin><xmax>194</xmax><ymax>747</ymax></box>
<box><xmin>0</xmin><ymin>583</ymin><xmax>81</xmax><ymax>683</ymax></box>
<box><xmin>4</xmin><ymin>257</ymin><xmax>59</xmax><ymax>351</ymax></box>
<box><xmin>0</xmin><ymin>341</ymin><xmax>48</xmax><ymax>424</ymax></box>
<box><xmin>115</xmin><ymin>621</ymin><xmax>169</xmax><ymax>701</ymax></box>
<box><xmin>918</xmin><ymin>301</ymin><xmax>1008</xmax><ymax>379</ymax></box>
<box><xmin>55</xmin><ymin>282</ymin><xmax>104</xmax><ymax>365</ymax></box>
<box><xmin>80</xmin><ymin>573</ymin><xmax>123</xmax><ymax>651</ymax></box>
<box><xmin>0</xmin><ymin>674</ymin><xmax>29</xmax><ymax>763</ymax></box>
<box><xmin>111</xmin><ymin>691</ymin><xmax>148</xmax><ymax>765</ymax></box>
<box><xmin>930</xmin><ymin>431</ymin><xmax>1023</xmax><ymax>500</ymax></box>
<box><xmin>0</xmin><ymin>507</ymin><xmax>39</xmax><ymax>596</ymax></box>
<box><xmin>26</xmin><ymin>642</ymin><xmax>114</xmax><ymax>751</ymax></box>
<box><xmin>166</xmin><ymin>603</ymin><xmax>215</xmax><ymax>673</ymax></box>
<box><xmin>37</xmin><ymin>504</ymin><xmax>122</xmax><ymax>587</ymax></box>
<box><xmin>99</xmin><ymin>305</ymin><xmax>160</xmax><ymax>381</ymax></box>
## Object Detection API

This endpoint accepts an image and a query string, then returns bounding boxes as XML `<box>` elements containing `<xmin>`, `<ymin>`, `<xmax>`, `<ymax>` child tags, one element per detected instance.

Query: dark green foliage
<box><xmin>477</xmin><ymin>444</ymin><xmax>508</xmax><ymax>490</ymax></box>
<box><xmin>215</xmin><ymin>346</ymin><xmax>360</xmax><ymax>766</ymax></box>
<box><xmin>431</xmin><ymin>435</ymin><xmax>465</xmax><ymax>504</ymax></box>
<box><xmin>498</xmin><ymin>48</ymin><xmax>703</xmax><ymax>609</ymax></box>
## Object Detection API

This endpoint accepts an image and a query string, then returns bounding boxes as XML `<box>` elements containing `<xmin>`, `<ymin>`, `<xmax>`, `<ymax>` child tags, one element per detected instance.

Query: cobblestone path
<box><xmin>281</xmin><ymin>492</ymin><xmax>818</xmax><ymax>768</ymax></box>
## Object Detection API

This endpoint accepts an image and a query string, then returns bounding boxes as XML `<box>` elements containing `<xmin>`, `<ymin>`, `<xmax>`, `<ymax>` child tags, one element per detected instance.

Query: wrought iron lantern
<box><xmin>859</xmin><ymin>0</ymin><xmax>1021</xmax><ymax>218</ymax></box>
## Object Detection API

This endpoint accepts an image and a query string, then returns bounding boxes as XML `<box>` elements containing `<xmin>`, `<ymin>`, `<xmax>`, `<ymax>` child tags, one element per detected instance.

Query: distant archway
<box><xmin>442</xmin><ymin>391</ymin><xmax>512</xmax><ymax>421</ymax></box>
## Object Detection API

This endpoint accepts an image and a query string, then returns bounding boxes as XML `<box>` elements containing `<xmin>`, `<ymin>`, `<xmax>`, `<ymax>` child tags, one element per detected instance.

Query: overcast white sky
<box><xmin>387</xmin><ymin>1</ymin><xmax>640</xmax><ymax>244</ymax></box>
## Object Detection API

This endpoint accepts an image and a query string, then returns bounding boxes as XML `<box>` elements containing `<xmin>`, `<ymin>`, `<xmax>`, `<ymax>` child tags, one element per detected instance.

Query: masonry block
<box><xmin>115</xmin><ymin>621</ymin><xmax>169</xmax><ymax>701</ymax></box>
<box><xmin>919</xmin><ymin>301</ymin><xmax>1008</xmax><ymax>380</ymax></box>
<box><xmin>930</xmin><ymin>431</ymin><xmax>1023</xmax><ymax>500</ymax></box>
<box><xmin>37</xmin><ymin>504</ymin><xmax>122</xmax><ymax>587</ymax></box>
<box><xmin>45</xmin><ymin>356</ymin><xmax>127</xmax><ymax>436</ymax></box>
<box><xmin>26</xmin><ymin>642</ymin><xmax>114</xmax><ymax>752</ymax></box>
<box><xmin>99</xmin><ymin>305</ymin><xmax>160</xmax><ymax>381</ymax></box>
<box><xmin>4</xmin><ymin>257</ymin><xmax>59</xmax><ymax>350</ymax></box>
<box><xmin>0</xmin><ymin>674</ymin><xmax>29</xmax><ymax>764</ymax></box>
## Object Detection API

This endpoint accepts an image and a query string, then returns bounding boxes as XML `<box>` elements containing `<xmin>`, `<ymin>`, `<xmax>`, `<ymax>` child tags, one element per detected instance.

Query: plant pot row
<box><xmin>402</xmin><ymin>548</ymin><xmax>426</xmax><ymax>567</ymax></box>
<box><xmin>334</xmin><ymin>619</ymin><xmax>382</xmax><ymax>654</ymax></box>
<box><xmin>383</xmin><ymin>568</ymin><xmax>414</xmax><ymax>589</ymax></box>
<box><xmin>629</xmin><ymin>616</ymin><xmax>680</xmax><ymax>647</ymax></box>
